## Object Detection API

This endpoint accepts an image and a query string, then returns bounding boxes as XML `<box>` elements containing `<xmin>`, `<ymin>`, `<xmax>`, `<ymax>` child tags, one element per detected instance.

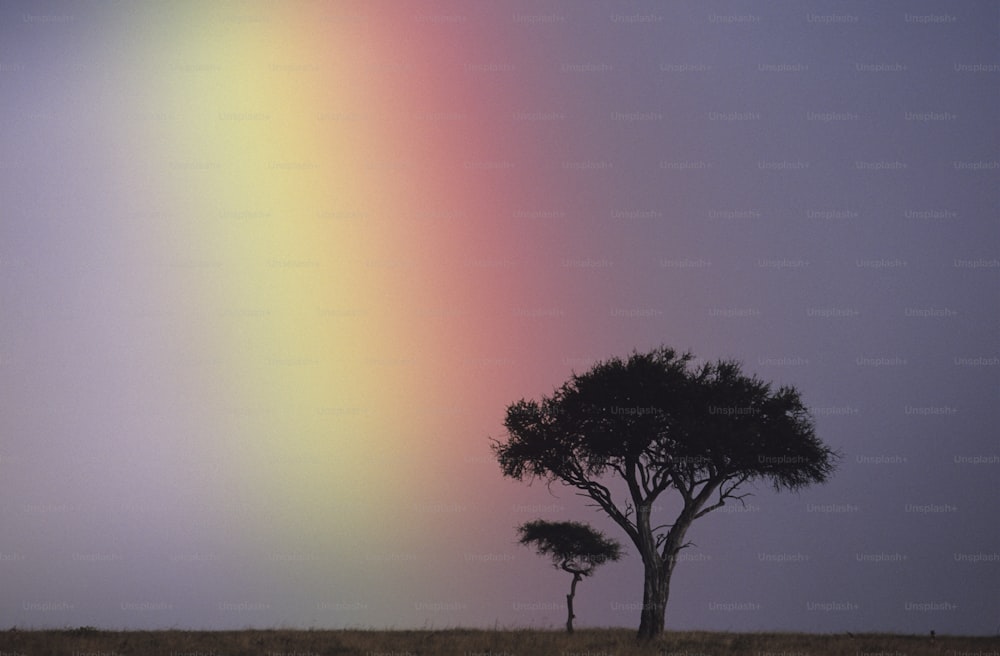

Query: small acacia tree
<box><xmin>517</xmin><ymin>519</ymin><xmax>622</xmax><ymax>633</ymax></box>
<box><xmin>493</xmin><ymin>346</ymin><xmax>839</xmax><ymax>640</ymax></box>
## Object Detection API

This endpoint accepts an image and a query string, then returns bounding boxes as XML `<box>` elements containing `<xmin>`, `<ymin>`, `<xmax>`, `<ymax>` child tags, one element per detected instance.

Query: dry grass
<box><xmin>0</xmin><ymin>627</ymin><xmax>996</xmax><ymax>656</ymax></box>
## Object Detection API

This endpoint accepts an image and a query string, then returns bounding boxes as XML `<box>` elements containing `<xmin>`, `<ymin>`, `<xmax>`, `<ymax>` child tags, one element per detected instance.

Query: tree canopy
<box><xmin>495</xmin><ymin>347</ymin><xmax>836</xmax><ymax>532</ymax></box>
<box><xmin>517</xmin><ymin>519</ymin><xmax>622</xmax><ymax>576</ymax></box>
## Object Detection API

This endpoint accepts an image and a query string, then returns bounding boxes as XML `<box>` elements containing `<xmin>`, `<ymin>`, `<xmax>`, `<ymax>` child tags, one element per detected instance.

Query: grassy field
<box><xmin>1</xmin><ymin>627</ymin><xmax>997</xmax><ymax>656</ymax></box>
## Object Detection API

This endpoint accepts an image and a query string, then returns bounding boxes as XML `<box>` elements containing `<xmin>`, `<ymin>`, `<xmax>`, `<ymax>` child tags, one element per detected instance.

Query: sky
<box><xmin>0</xmin><ymin>0</ymin><xmax>997</xmax><ymax>636</ymax></box>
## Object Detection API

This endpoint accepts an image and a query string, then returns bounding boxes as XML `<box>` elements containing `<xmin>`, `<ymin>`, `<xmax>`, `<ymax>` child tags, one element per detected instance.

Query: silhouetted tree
<box><xmin>493</xmin><ymin>346</ymin><xmax>838</xmax><ymax>641</ymax></box>
<box><xmin>517</xmin><ymin>519</ymin><xmax>622</xmax><ymax>633</ymax></box>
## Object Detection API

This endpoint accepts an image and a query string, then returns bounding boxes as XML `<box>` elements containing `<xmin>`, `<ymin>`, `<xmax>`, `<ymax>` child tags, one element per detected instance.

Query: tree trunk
<box><xmin>636</xmin><ymin>519</ymin><xmax>688</xmax><ymax>641</ymax></box>
<box><xmin>636</xmin><ymin>561</ymin><xmax>670</xmax><ymax>640</ymax></box>
<box><xmin>565</xmin><ymin>571</ymin><xmax>582</xmax><ymax>633</ymax></box>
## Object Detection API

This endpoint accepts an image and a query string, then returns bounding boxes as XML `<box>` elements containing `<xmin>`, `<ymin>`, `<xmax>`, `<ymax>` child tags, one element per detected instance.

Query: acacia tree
<box><xmin>492</xmin><ymin>346</ymin><xmax>838</xmax><ymax>641</ymax></box>
<box><xmin>517</xmin><ymin>519</ymin><xmax>622</xmax><ymax>633</ymax></box>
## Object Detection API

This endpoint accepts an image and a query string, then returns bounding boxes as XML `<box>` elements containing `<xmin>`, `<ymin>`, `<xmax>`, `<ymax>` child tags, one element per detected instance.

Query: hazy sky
<box><xmin>1</xmin><ymin>0</ymin><xmax>997</xmax><ymax>635</ymax></box>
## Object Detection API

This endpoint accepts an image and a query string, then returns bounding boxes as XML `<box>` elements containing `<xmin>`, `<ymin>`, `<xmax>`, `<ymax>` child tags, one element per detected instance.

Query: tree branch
<box><xmin>636</xmin><ymin>456</ymin><xmax>653</xmax><ymax>498</ymax></box>
<box><xmin>691</xmin><ymin>476</ymin><xmax>718</xmax><ymax>510</ymax></box>
<box><xmin>610</xmin><ymin>460</ymin><xmax>629</xmax><ymax>484</ymax></box>
<box><xmin>719</xmin><ymin>474</ymin><xmax>751</xmax><ymax>499</ymax></box>
<box><xmin>669</xmin><ymin>471</ymin><xmax>693</xmax><ymax>504</ymax></box>
<box><xmin>694</xmin><ymin>473</ymin><xmax>752</xmax><ymax>519</ymax></box>
<box><xmin>566</xmin><ymin>476</ymin><xmax>640</xmax><ymax>547</ymax></box>
<box><xmin>648</xmin><ymin>468</ymin><xmax>670</xmax><ymax>498</ymax></box>
<box><xmin>624</xmin><ymin>457</ymin><xmax>646</xmax><ymax>508</ymax></box>
<box><xmin>693</xmin><ymin>500</ymin><xmax>724</xmax><ymax>519</ymax></box>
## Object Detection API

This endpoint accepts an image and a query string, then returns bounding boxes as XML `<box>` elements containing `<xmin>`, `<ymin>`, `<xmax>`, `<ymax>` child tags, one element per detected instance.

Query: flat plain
<box><xmin>1</xmin><ymin>627</ymin><xmax>998</xmax><ymax>656</ymax></box>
